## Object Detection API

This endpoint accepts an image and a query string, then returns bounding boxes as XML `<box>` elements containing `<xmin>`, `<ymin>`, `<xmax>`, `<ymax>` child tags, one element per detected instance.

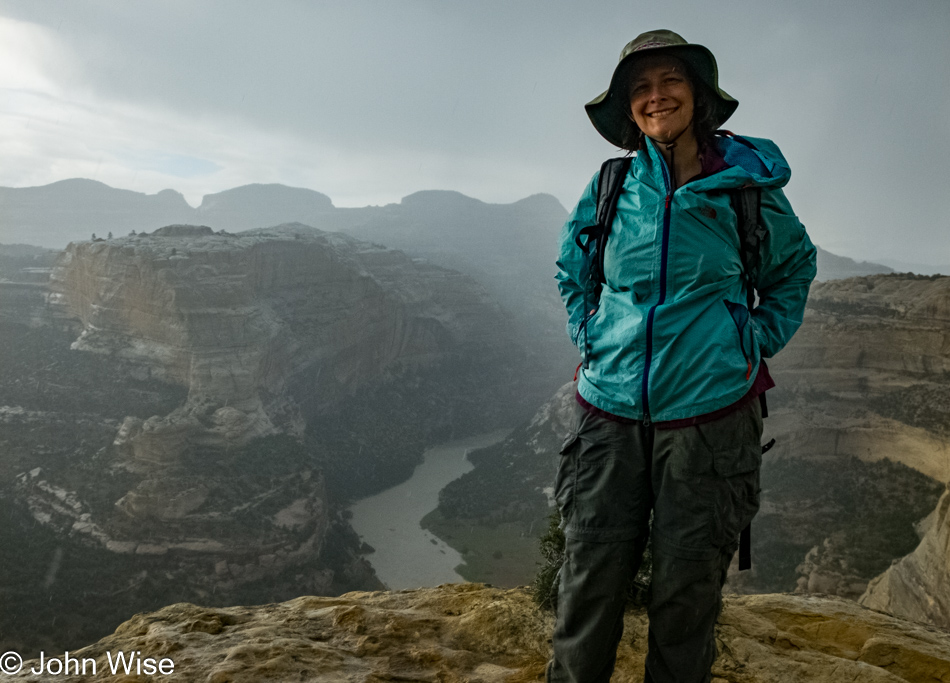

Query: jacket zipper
<box><xmin>642</xmin><ymin>165</ymin><xmax>673</xmax><ymax>427</ymax></box>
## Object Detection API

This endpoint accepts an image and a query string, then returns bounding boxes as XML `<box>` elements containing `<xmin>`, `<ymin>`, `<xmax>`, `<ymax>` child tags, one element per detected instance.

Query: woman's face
<box><xmin>628</xmin><ymin>55</ymin><xmax>695</xmax><ymax>145</ymax></box>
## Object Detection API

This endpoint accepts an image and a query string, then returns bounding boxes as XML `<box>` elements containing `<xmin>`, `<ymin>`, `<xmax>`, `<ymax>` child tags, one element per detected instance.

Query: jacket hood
<box><xmin>639</xmin><ymin>133</ymin><xmax>792</xmax><ymax>192</ymax></box>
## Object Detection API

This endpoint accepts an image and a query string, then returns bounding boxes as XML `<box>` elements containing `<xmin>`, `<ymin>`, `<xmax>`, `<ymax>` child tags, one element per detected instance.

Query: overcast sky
<box><xmin>1</xmin><ymin>0</ymin><xmax>948</xmax><ymax>265</ymax></box>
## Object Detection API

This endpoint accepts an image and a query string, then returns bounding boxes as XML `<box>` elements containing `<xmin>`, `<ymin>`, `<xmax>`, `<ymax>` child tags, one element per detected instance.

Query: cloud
<box><xmin>1</xmin><ymin>1</ymin><xmax>949</xmax><ymax>264</ymax></box>
<box><xmin>0</xmin><ymin>15</ymin><xmax>67</xmax><ymax>93</ymax></box>
<box><xmin>114</xmin><ymin>151</ymin><xmax>222</xmax><ymax>179</ymax></box>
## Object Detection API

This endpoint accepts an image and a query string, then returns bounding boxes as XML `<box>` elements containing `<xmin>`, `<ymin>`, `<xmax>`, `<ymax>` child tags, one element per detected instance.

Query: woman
<box><xmin>550</xmin><ymin>30</ymin><xmax>816</xmax><ymax>682</ymax></box>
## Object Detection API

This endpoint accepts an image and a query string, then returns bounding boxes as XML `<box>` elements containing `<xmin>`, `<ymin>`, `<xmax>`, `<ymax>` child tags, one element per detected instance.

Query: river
<box><xmin>348</xmin><ymin>429</ymin><xmax>509</xmax><ymax>590</ymax></box>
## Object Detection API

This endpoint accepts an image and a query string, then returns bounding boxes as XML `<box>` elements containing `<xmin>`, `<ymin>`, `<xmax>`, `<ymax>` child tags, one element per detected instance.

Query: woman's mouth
<box><xmin>647</xmin><ymin>107</ymin><xmax>678</xmax><ymax>119</ymax></box>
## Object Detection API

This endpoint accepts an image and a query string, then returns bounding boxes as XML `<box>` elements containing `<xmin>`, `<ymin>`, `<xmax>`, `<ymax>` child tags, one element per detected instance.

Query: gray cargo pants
<box><xmin>546</xmin><ymin>397</ymin><xmax>763</xmax><ymax>683</ymax></box>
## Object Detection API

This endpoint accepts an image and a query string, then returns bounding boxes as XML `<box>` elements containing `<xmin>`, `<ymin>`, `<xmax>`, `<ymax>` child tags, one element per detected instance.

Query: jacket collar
<box><xmin>634</xmin><ymin>133</ymin><xmax>792</xmax><ymax>193</ymax></box>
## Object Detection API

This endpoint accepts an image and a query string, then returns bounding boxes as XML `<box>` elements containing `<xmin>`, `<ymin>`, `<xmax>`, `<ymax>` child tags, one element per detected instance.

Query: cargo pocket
<box><xmin>569</xmin><ymin>436</ymin><xmax>643</xmax><ymax>541</ymax></box>
<box><xmin>554</xmin><ymin>432</ymin><xmax>579</xmax><ymax>530</ymax></box>
<box><xmin>710</xmin><ymin>443</ymin><xmax>761</xmax><ymax>549</ymax></box>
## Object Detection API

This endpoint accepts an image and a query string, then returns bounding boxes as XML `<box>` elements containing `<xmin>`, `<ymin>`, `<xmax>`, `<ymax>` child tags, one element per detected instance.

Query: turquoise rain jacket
<box><xmin>556</xmin><ymin>134</ymin><xmax>817</xmax><ymax>422</ymax></box>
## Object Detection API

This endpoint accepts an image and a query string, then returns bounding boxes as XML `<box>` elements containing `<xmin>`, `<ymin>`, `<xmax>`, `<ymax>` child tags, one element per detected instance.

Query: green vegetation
<box><xmin>304</xmin><ymin>355</ymin><xmax>533</xmax><ymax>503</ymax></box>
<box><xmin>437</xmin><ymin>439</ymin><xmax>550</xmax><ymax>524</ymax></box>
<box><xmin>530</xmin><ymin>510</ymin><xmax>652</xmax><ymax>612</ymax></box>
<box><xmin>0</xmin><ymin>321</ymin><xmax>187</xmax><ymax>420</ymax></box>
<box><xmin>868</xmin><ymin>382</ymin><xmax>950</xmax><ymax>437</ymax></box>
<box><xmin>531</xmin><ymin>511</ymin><xmax>565</xmax><ymax>610</ymax></box>
<box><xmin>420</xmin><ymin>509</ymin><xmax>538</xmax><ymax>587</ymax></box>
<box><xmin>749</xmin><ymin>454</ymin><xmax>944</xmax><ymax>593</ymax></box>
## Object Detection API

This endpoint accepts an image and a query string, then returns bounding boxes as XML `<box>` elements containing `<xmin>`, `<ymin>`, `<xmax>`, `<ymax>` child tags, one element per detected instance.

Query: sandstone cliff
<box><xmin>49</xmin><ymin>223</ymin><xmax>510</xmax><ymax>458</ymax></box>
<box><xmin>9</xmin><ymin>584</ymin><xmax>950</xmax><ymax>683</ymax></box>
<box><xmin>861</xmin><ymin>487</ymin><xmax>950</xmax><ymax>629</ymax></box>
<box><xmin>762</xmin><ymin>275</ymin><xmax>950</xmax><ymax>604</ymax></box>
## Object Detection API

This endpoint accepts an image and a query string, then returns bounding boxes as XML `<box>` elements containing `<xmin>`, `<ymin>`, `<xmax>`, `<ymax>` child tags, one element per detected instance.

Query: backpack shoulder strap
<box><xmin>596</xmin><ymin>157</ymin><xmax>632</xmax><ymax>230</ymax></box>
<box><xmin>575</xmin><ymin>157</ymin><xmax>631</xmax><ymax>260</ymax></box>
<box><xmin>574</xmin><ymin>156</ymin><xmax>631</xmax><ymax>370</ymax></box>
<box><xmin>586</xmin><ymin>156</ymin><xmax>631</xmax><ymax>285</ymax></box>
<box><xmin>730</xmin><ymin>186</ymin><xmax>765</xmax><ymax>310</ymax></box>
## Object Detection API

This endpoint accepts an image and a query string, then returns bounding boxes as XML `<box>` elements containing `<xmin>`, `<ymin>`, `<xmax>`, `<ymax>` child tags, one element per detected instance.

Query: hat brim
<box><xmin>585</xmin><ymin>44</ymin><xmax>738</xmax><ymax>150</ymax></box>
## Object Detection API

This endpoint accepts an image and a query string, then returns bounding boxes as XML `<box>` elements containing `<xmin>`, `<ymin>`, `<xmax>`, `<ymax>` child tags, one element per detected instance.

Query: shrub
<box><xmin>531</xmin><ymin>509</ymin><xmax>653</xmax><ymax>612</ymax></box>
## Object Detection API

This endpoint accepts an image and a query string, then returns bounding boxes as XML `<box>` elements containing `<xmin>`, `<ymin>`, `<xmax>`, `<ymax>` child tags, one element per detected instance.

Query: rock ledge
<box><xmin>11</xmin><ymin>584</ymin><xmax>950</xmax><ymax>682</ymax></box>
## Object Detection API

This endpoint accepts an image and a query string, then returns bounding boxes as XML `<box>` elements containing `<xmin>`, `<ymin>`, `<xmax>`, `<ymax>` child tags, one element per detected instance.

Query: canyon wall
<box><xmin>50</xmin><ymin>223</ymin><xmax>509</xmax><ymax>459</ymax></box>
<box><xmin>1</xmin><ymin>225</ymin><xmax>519</xmax><ymax>653</ymax></box>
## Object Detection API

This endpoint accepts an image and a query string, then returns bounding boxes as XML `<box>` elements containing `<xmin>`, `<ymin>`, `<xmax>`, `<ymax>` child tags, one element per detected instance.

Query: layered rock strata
<box><xmin>765</xmin><ymin>275</ymin><xmax>950</xmax><ymax>602</ymax></box>
<box><xmin>9</xmin><ymin>584</ymin><xmax>950</xmax><ymax>683</ymax></box>
<box><xmin>50</xmin><ymin>223</ymin><xmax>508</xmax><ymax>459</ymax></box>
<box><xmin>861</xmin><ymin>487</ymin><xmax>950</xmax><ymax>629</ymax></box>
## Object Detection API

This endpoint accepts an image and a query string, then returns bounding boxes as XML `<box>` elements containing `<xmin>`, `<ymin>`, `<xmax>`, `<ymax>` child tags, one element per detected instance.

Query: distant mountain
<box><xmin>2</xmin><ymin>178</ymin><xmax>898</xmax><ymax>279</ymax></box>
<box><xmin>195</xmin><ymin>184</ymin><xmax>334</xmax><ymax>231</ymax></box>
<box><xmin>0</xmin><ymin>180</ymin><xmax>338</xmax><ymax>247</ymax></box>
<box><xmin>340</xmin><ymin>189</ymin><xmax>569</xmax><ymax>322</ymax></box>
<box><xmin>815</xmin><ymin>246</ymin><xmax>892</xmax><ymax>282</ymax></box>
<box><xmin>873</xmin><ymin>258</ymin><xmax>949</xmax><ymax>277</ymax></box>
<box><xmin>0</xmin><ymin>179</ymin><xmax>194</xmax><ymax>248</ymax></box>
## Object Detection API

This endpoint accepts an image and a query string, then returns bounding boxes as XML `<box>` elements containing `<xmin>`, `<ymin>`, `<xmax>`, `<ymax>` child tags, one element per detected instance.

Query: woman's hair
<box><xmin>622</xmin><ymin>55</ymin><xmax>719</xmax><ymax>152</ymax></box>
<box><xmin>686</xmin><ymin>65</ymin><xmax>720</xmax><ymax>149</ymax></box>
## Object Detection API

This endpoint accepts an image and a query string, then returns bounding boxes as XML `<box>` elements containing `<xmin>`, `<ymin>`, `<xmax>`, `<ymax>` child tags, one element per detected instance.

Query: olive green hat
<box><xmin>585</xmin><ymin>29</ymin><xmax>738</xmax><ymax>150</ymax></box>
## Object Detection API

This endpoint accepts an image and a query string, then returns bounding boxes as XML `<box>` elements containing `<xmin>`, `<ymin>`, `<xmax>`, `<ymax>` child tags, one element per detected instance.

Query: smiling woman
<box><xmin>549</xmin><ymin>29</ymin><xmax>817</xmax><ymax>683</ymax></box>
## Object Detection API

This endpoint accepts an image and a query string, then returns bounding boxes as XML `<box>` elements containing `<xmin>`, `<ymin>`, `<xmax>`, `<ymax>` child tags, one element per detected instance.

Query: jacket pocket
<box><xmin>724</xmin><ymin>300</ymin><xmax>752</xmax><ymax>376</ymax></box>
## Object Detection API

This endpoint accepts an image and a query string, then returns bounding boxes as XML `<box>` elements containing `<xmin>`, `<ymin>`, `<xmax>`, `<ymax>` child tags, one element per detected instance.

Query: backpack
<box><xmin>575</xmin><ymin>151</ymin><xmax>774</xmax><ymax>571</ymax></box>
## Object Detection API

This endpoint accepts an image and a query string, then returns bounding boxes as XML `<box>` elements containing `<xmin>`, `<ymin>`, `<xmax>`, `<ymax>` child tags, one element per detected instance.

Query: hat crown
<box><xmin>620</xmin><ymin>30</ymin><xmax>689</xmax><ymax>61</ymax></box>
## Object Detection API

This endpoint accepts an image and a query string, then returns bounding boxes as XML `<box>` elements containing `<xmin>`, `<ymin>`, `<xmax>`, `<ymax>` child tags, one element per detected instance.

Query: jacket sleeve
<box><xmin>751</xmin><ymin>187</ymin><xmax>817</xmax><ymax>358</ymax></box>
<box><xmin>555</xmin><ymin>171</ymin><xmax>600</xmax><ymax>346</ymax></box>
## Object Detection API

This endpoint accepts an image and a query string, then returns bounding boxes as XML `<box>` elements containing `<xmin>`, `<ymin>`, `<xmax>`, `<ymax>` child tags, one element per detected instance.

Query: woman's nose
<box><xmin>646</xmin><ymin>83</ymin><xmax>665</xmax><ymax>100</ymax></box>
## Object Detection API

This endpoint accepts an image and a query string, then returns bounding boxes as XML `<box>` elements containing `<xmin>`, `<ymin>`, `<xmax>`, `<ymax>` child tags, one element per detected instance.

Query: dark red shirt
<box><xmin>576</xmin><ymin>361</ymin><xmax>774</xmax><ymax>430</ymax></box>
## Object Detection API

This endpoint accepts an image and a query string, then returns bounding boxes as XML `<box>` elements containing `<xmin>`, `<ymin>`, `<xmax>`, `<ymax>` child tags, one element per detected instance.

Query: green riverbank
<box><xmin>420</xmin><ymin>509</ymin><xmax>541</xmax><ymax>588</ymax></box>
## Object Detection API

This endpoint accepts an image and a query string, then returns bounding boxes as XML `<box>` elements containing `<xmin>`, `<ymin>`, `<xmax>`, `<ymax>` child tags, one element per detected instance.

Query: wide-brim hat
<box><xmin>585</xmin><ymin>29</ymin><xmax>738</xmax><ymax>150</ymax></box>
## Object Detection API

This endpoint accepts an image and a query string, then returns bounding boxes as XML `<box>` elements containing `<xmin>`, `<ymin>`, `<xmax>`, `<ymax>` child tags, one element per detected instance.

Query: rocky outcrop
<box><xmin>776</xmin><ymin>275</ymin><xmax>950</xmax><ymax>382</ymax></box>
<box><xmin>861</xmin><ymin>487</ymin><xmax>950</xmax><ymax>629</ymax></box>
<box><xmin>49</xmin><ymin>223</ymin><xmax>510</xmax><ymax>459</ymax></box>
<box><xmin>9</xmin><ymin>584</ymin><xmax>950</xmax><ymax>683</ymax></box>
